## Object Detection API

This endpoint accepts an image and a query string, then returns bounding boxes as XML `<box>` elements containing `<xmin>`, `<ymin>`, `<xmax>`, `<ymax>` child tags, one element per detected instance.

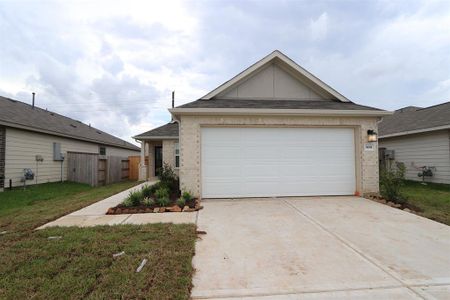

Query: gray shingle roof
<box><xmin>0</xmin><ymin>96</ymin><xmax>139</xmax><ymax>151</ymax></box>
<box><xmin>177</xmin><ymin>98</ymin><xmax>383</xmax><ymax>111</ymax></box>
<box><xmin>379</xmin><ymin>101</ymin><xmax>450</xmax><ymax>137</ymax></box>
<box><xmin>134</xmin><ymin>122</ymin><xmax>179</xmax><ymax>139</ymax></box>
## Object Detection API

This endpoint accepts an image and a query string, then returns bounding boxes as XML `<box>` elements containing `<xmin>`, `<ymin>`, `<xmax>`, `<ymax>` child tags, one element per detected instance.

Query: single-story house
<box><xmin>0</xmin><ymin>96</ymin><xmax>140</xmax><ymax>191</ymax></box>
<box><xmin>134</xmin><ymin>50</ymin><xmax>391</xmax><ymax>198</ymax></box>
<box><xmin>379</xmin><ymin>102</ymin><xmax>450</xmax><ymax>184</ymax></box>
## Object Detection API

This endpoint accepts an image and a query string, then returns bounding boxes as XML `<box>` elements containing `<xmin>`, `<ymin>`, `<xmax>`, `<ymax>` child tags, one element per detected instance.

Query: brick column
<box><xmin>138</xmin><ymin>141</ymin><xmax>147</xmax><ymax>181</ymax></box>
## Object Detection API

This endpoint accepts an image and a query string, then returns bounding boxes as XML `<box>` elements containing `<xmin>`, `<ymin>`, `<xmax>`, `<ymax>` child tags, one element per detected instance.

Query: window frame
<box><xmin>99</xmin><ymin>146</ymin><xmax>106</xmax><ymax>156</ymax></box>
<box><xmin>174</xmin><ymin>142</ymin><xmax>180</xmax><ymax>168</ymax></box>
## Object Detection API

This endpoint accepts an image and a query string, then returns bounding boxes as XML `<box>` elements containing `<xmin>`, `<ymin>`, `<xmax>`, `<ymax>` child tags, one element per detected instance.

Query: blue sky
<box><xmin>1</xmin><ymin>0</ymin><xmax>449</xmax><ymax>144</ymax></box>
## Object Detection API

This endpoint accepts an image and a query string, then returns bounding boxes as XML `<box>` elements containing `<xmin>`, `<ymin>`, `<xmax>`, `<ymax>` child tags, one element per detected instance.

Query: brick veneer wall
<box><xmin>179</xmin><ymin>115</ymin><xmax>380</xmax><ymax>198</ymax></box>
<box><xmin>0</xmin><ymin>126</ymin><xmax>5</xmax><ymax>190</ymax></box>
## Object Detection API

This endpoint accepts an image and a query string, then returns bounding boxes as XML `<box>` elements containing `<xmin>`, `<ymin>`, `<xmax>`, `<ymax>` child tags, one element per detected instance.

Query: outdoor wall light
<box><xmin>367</xmin><ymin>130</ymin><xmax>378</xmax><ymax>142</ymax></box>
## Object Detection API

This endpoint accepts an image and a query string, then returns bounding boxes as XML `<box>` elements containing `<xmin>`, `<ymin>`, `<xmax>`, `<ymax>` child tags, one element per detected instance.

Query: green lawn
<box><xmin>0</xmin><ymin>181</ymin><xmax>196</xmax><ymax>299</ymax></box>
<box><xmin>401</xmin><ymin>180</ymin><xmax>450</xmax><ymax>225</ymax></box>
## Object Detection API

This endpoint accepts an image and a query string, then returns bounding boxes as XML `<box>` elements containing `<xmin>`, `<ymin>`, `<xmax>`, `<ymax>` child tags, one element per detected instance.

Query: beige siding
<box><xmin>380</xmin><ymin>130</ymin><xmax>450</xmax><ymax>184</ymax></box>
<box><xmin>179</xmin><ymin>115</ymin><xmax>380</xmax><ymax>198</ymax></box>
<box><xmin>4</xmin><ymin>127</ymin><xmax>139</xmax><ymax>187</ymax></box>
<box><xmin>219</xmin><ymin>63</ymin><xmax>325</xmax><ymax>100</ymax></box>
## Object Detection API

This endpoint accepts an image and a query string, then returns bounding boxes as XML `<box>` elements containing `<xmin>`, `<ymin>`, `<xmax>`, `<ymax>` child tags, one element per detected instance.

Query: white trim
<box><xmin>201</xmin><ymin>50</ymin><xmax>351</xmax><ymax>102</ymax></box>
<box><xmin>379</xmin><ymin>125</ymin><xmax>450</xmax><ymax>139</ymax></box>
<box><xmin>169</xmin><ymin>107</ymin><xmax>392</xmax><ymax>117</ymax></box>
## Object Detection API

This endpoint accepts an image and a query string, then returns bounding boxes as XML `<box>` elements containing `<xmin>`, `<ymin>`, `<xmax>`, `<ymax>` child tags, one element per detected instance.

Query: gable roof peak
<box><xmin>201</xmin><ymin>50</ymin><xmax>350</xmax><ymax>102</ymax></box>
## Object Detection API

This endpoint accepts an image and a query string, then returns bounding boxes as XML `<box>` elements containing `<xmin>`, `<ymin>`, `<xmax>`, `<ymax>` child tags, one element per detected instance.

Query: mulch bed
<box><xmin>364</xmin><ymin>193</ymin><xmax>423</xmax><ymax>213</ymax></box>
<box><xmin>106</xmin><ymin>197</ymin><xmax>202</xmax><ymax>215</ymax></box>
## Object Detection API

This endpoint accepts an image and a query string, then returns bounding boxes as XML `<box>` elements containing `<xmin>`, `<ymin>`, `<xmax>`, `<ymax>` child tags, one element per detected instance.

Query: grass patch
<box><xmin>401</xmin><ymin>180</ymin><xmax>450</xmax><ymax>225</ymax></box>
<box><xmin>0</xmin><ymin>181</ymin><xmax>196</xmax><ymax>299</ymax></box>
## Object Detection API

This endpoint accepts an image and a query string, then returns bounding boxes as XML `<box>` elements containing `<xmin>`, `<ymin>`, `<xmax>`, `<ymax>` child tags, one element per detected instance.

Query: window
<box><xmin>99</xmin><ymin>146</ymin><xmax>106</xmax><ymax>155</ymax></box>
<box><xmin>53</xmin><ymin>142</ymin><xmax>63</xmax><ymax>161</ymax></box>
<box><xmin>174</xmin><ymin>142</ymin><xmax>180</xmax><ymax>168</ymax></box>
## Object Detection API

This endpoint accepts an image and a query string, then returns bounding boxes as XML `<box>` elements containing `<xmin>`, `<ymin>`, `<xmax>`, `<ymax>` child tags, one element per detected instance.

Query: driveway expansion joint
<box><xmin>282</xmin><ymin>198</ymin><xmax>427</xmax><ymax>300</ymax></box>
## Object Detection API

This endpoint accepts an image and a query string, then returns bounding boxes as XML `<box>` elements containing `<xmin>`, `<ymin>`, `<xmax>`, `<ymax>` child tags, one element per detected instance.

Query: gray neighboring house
<box><xmin>134</xmin><ymin>50</ymin><xmax>391</xmax><ymax>199</ymax></box>
<box><xmin>0</xmin><ymin>96</ymin><xmax>140</xmax><ymax>190</ymax></box>
<box><xmin>379</xmin><ymin>102</ymin><xmax>450</xmax><ymax>184</ymax></box>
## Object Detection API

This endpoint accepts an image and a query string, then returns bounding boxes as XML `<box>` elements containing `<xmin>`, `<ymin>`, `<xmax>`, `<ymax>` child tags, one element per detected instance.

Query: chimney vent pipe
<box><xmin>172</xmin><ymin>91</ymin><xmax>175</xmax><ymax>108</ymax></box>
<box><xmin>32</xmin><ymin>92</ymin><xmax>35</xmax><ymax>109</ymax></box>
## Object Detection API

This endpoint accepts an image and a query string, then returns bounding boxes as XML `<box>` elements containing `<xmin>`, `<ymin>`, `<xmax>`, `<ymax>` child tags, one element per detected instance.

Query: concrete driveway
<box><xmin>192</xmin><ymin>197</ymin><xmax>450</xmax><ymax>299</ymax></box>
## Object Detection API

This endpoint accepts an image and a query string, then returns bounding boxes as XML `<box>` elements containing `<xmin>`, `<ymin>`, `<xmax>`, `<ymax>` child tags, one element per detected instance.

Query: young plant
<box><xmin>182</xmin><ymin>191</ymin><xmax>193</xmax><ymax>202</ymax></box>
<box><xmin>176</xmin><ymin>197</ymin><xmax>186</xmax><ymax>208</ymax></box>
<box><xmin>156</xmin><ymin>197</ymin><xmax>170</xmax><ymax>207</ymax></box>
<box><xmin>380</xmin><ymin>161</ymin><xmax>406</xmax><ymax>204</ymax></box>
<box><xmin>158</xmin><ymin>163</ymin><xmax>179</xmax><ymax>192</ymax></box>
<box><xmin>155</xmin><ymin>187</ymin><xmax>170</xmax><ymax>200</ymax></box>
<box><xmin>141</xmin><ymin>185</ymin><xmax>153</xmax><ymax>198</ymax></box>
<box><xmin>142</xmin><ymin>197</ymin><xmax>155</xmax><ymax>207</ymax></box>
<box><xmin>122</xmin><ymin>197</ymin><xmax>133</xmax><ymax>207</ymax></box>
<box><xmin>126</xmin><ymin>190</ymin><xmax>143</xmax><ymax>207</ymax></box>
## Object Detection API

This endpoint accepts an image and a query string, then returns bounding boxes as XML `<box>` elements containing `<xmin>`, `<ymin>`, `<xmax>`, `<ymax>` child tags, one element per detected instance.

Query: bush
<box><xmin>176</xmin><ymin>197</ymin><xmax>186</xmax><ymax>208</ymax></box>
<box><xmin>155</xmin><ymin>186</ymin><xmax>170</xmax><ymax>200</ymax></box>
<box><xmin>380</xmin><ymin>162</ymin><xmax>406</xmax><ymax>204</ymax></box>
<box><xmin>141</xmin><ymin>185</ymin><xmax>153</xmax><ymax>198</ymax></box>
<box><xmin>158</xmin><ymin>163</ymin><xmax>179</xmax><ymax>192</ymax></box>
<box><xmin>142</xmin><ymin>197</ymin><xmax>155</xmax><ymax>207</ymax></box>
<box><xmin>128</xmin><ymin>190</ymin><xmax>143</xmax><ymax>206</ymax></box>
<box><xmin>122</xmin><ymin>197</ymin><xmax>133</xmax><ymax>207</ymax></box>
<box><xmin>156</xmin><ymin>197</ymin><xmax>170</xmax><ymax>207</ymax></box>
<box><xmin>182</xmin><ymin>191</ymin><xmax>193</xmax><ymax>202</ymax></box>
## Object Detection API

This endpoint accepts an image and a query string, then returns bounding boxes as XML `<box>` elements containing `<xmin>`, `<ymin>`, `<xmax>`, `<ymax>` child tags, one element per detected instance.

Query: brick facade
<box><xmin>162</xmin><ymin>140</ymin><xmax>179</xmax><ymax>177</ymax></box>
<box><xmin>0</xmin><ymin>126</ymin><xmax>5</xmax><ymax>190</ymax></box>
<box><xmin>179</xmin><ymin>115</ymin><xmax>380</xmax><ymax>198</ymax></box>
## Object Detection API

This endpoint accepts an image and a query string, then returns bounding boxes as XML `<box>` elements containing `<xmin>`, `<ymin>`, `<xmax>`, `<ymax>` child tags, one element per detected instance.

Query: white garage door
<box><xmin>201</xmin><ymin>127</ymin><xmax>356</xmax><ymax>198</ymax></box>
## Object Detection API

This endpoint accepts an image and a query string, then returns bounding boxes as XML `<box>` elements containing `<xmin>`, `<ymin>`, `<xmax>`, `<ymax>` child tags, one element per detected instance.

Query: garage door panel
<box><xmin>201</xmin><ymin>127</ymin><xmax>356</xmax><ymax>198</ymax></box>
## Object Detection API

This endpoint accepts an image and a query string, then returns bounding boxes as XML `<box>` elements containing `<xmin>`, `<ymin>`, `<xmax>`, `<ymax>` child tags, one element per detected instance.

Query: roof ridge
<box><xmin>416</xmin><ymin>100</ymin><xmax>450</xmax><ymax>111</ymax></box>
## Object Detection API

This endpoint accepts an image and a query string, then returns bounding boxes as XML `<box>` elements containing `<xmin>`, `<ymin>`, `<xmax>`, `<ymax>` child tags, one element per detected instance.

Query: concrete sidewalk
<box><xmin>192</xmin><ymin>197</ymin><xmax>450</xmax><ymax>299</ymax></box>
<box><xmin>38</xmin><ymin>181</ymin><xmax>197</xmax><ymax>229</ymax></box>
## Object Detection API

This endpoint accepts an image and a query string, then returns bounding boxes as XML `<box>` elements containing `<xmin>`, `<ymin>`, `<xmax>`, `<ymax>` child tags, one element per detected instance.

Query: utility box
<box><xmin>53</xmin><ymin>143</ymin><xmax>64</xmax><ymax>161</ymax></box>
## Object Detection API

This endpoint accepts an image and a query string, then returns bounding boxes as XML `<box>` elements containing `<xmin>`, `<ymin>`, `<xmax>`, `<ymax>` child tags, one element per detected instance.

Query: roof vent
<box><xmin>96</xmin><ymin>131</ymin><xmax>102</xmax><ymax>134</ymax></box>
<box><xmin>50</xmin><ymin>112</ymin><xmax>54</xmax><ymax>116</ymax></box>
<box><xmin>70</xmin><ymin>124</ymin><xmax>77</xmax><ymax>128</ymax></box>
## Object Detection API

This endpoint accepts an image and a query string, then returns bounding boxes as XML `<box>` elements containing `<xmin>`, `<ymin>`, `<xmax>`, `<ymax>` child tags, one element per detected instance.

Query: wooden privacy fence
<box><xmin>67</xmin><ymin>152</ymin><xmax>131</xmax><ymax>186</ymax></box>
<box><xmin>128</xmin><ymin>156</ymin><xmax>148</xmax><ymax>180</ymax></box>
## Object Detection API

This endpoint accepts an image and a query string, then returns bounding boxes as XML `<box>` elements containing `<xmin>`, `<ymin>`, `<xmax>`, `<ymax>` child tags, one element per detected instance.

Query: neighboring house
<box><xmin>379</xmin><ymin>102</ymin><xmax>450</xmax><ymax>184</ymax></box>
<box><xmin>134</xmin><ymin>50</ymin><xmax>390</xmax><ymax>198</ymax></box>
<box><xmin>0</xmin><ymin>96</ymin><xmax>140</xmax><ymax>190</ymax></box>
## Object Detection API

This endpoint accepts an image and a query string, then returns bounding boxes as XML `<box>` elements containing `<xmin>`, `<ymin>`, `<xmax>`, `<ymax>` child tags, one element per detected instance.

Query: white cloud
<box><xmin>310</xmin><ymin>12</ymin><xmax>328</xmax><ymax>41</ymax></box>
<box><xmin>0</xmin><ymin>0</ymin><xmax>449</xmax><ymax>144</ymax></box>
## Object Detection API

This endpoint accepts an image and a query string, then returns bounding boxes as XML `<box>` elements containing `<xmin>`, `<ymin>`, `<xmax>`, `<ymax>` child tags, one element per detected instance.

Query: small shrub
<box><xmin>176</xmin><ymin>197</ymin><xmax>186</xmax><ymax>208</ymax></box>
<box><xmin>155</xmin><ymin>187</ymin><xmax>170</xmax><ymax>200</ymax></box>
<box><xmin>182</xmin><ymin>191</ymin><xmax>193</xmax><ymax>202</ymax></box>
<box><xmin>122</xmin><ymin>197</ymin><xmax>133</xmax><ymax>207</ymax></box>
<box><xmin>148</xmin><ymin>183</ymin><xmax>160</xmax><ymax>194</ymax></box>
<box><xmin>125</xmin><ymin>190</ymin><xmax>143</xmax><ymax>207</ymax></box>
<box><xmin>380</xmin><ymin>161</ymin><xmax>406</xmax><ymax>204</ymax></box>
<box><xmin>158</xmin><ymin>163</ymin><xmax>179</xmax><ymax>193</ymax></box>
<box><xmin>142</xmin><ymin>197</ymin><xmax>155</xmax><ymax>207</ymax></box>
<box><xmin>156</xmin><ymin>197</ymin><xmax>170</xmax><ymax>207</ymax></box>
<box><xmin>141</xmin><ymin>185</ymin><xmax>153</xmax><ymax>198</ymax></box>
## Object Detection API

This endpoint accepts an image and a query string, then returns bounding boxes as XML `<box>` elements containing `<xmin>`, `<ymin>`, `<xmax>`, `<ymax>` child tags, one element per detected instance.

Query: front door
<box><xmin>155</xmin><ymin>146</ymin><xmax>162</xmax><ymax>177</ymax></box>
